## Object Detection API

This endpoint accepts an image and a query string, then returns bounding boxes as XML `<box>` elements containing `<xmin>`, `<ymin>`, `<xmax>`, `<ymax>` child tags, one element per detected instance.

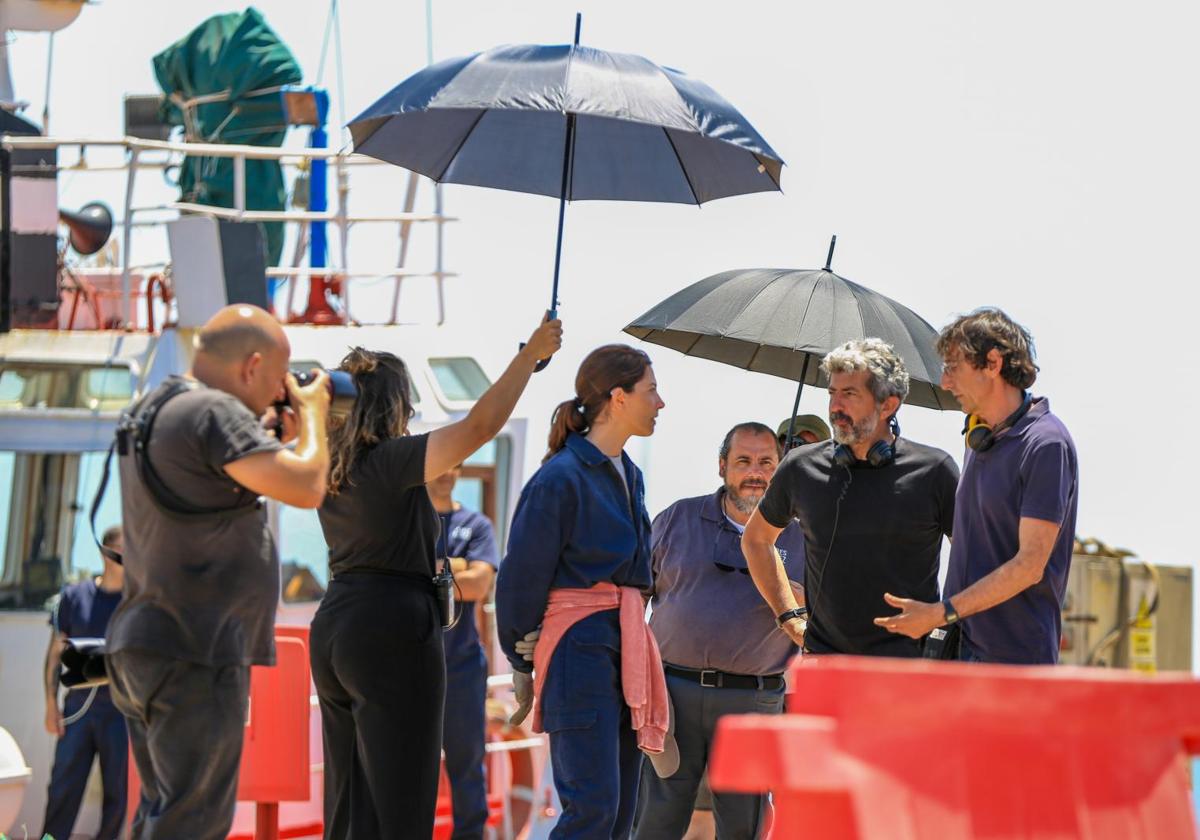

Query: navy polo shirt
<box><xmin>496</xmin><ymin>433</ymin><xmax>653</xmax><ymax>673</ymax></box>
<box><xmin>51</xmin><ymin>578</ymin><xmax>122</xmax><ymax>701</ymax></box>
<box><xmin>436</xmin><ymin>506</ymin><xmax>499</xmax><ymax>669</ymax></box>
<box><xmin>649</xmin><ymin>488</ymin><xmax>807</xmax><ymax>675</ymax></box>
<box><xmin>945</xmin><ymin>397</ymin><xmax>1079</xmax><ymax>664</ymax></box>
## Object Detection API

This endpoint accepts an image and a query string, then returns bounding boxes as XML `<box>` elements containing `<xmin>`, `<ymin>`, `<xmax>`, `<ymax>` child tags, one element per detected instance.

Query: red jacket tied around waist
<box><xmin>531</xmin><ymin>582</ymin><xmax>669</xmax><ymax>754</ymax></box>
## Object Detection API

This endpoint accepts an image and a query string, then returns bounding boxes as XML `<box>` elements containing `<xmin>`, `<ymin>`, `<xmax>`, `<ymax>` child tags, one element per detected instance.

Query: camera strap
<box><xmin>90</xmin><ymin>379</ymin><xmax>261</xmax><ymax>564</ymax></box>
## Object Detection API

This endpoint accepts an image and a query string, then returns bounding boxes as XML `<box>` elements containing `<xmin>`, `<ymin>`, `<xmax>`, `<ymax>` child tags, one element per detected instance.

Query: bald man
<box><xmin>106</xmin><ymin>305</ymin><xmax>330</xmax><ymax>840</ymax></box>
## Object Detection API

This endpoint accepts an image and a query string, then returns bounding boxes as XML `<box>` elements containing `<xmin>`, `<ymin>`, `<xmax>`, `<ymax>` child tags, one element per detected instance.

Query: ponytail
<box><xmin>543</xmin><ymin>344</ymin><xmax>652</xmax><ymax>463</ymax></box>
<box><xmin>544</xmin><ymin>398</ymin><xmax>589</xmax><ymax>463</ymax></box>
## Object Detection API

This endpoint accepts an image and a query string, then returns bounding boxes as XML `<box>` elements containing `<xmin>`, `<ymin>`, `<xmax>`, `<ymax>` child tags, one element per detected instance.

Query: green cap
<box><xmin>776</xmin><ymin>414</ymin><xmax>831</xmax><ymax>444</ymax></box>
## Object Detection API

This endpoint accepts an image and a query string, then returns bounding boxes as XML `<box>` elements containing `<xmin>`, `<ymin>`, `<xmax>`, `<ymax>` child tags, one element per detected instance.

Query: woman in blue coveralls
<box><xmin>496</xmin><ymin>344</ymin><xmax>666</xmax><ymax>839</ymax></box>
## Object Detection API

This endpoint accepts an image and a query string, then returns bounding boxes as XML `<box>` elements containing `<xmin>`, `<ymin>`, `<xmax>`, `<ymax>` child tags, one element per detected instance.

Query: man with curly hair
<box><xmin>875</xmin><ymin>308</ymin><xmax>1079</xmax><ymax>664</ymax></box>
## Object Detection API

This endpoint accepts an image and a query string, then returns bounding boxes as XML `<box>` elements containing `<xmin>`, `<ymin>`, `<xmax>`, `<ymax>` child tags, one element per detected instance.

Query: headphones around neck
<box><xmin>964</xmin><ymin>392</ymin><xmax>1033</xmax><ymax>452</ymax></box>
<box><xmin>832</xmin><ymin>415</ymin><xmax>900</xmax><ymax>469</ymax></box>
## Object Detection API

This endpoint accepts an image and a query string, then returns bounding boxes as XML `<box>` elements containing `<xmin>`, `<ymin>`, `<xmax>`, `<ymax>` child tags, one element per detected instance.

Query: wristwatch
<box><xmin>942</xmin><ymin>598</ymin><xmax>960</xmax><ymax>625</ymax></box>
<box><xmin>776</xmin><ymin>607</ymin><xmax>808</xmax><ymax>630</ymax></box>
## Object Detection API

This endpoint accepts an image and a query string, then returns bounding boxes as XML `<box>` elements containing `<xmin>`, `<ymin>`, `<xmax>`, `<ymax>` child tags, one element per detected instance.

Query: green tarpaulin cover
<box><xmin>153</xmin><ymin>7</ymin><xmax>302</xmax><ymax>263</ymax></box>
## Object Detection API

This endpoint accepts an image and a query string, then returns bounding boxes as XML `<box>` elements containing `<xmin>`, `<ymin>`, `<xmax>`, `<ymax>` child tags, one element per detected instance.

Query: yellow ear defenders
<box><xmin>964</xmin><ymin>392</ymin><xmax>1033</xmax><ymax>452</ymax></box>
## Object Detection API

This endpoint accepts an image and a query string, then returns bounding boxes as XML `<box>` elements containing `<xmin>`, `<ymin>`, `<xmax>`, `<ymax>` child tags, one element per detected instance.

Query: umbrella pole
<box><xmin>548</xmin><ymin>13</ymin><xmax>582</xmax><ymax>320</ymax></box>
<box><xmin>824</xmin><ymin>234</ymin><xmax>837</xmax><ymax>271</ymax></box>
<box><xmin>531</xmin><ymin>14</ymin><xmax>581</xmax><ymax>372</ymax></box>
<box><xmin>784</xmin><ymin>355</ymin><xmax>813</xmax><ymax>451</ymax></box>
<box><xmin>548</xmin><ymin>113</ymin><xmax>575</xmax><ymax>320</ymax></box>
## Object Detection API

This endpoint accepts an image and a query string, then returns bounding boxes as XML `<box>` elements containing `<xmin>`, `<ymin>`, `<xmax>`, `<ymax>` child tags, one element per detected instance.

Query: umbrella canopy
<box><xmin>347</xmin><ymin>43</ymin><xmax>783</xmax><ymax>205</ymax></box>
<box><xmin>624</xmin><ymin>267</ymin><xmax>958</xmax><ymax>410</ymax></box>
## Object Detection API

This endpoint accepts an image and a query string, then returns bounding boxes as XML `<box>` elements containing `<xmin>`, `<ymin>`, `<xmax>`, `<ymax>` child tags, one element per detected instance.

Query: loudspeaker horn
<box><xmin>59</xmin><ymin>202</ymin><xmax>113</xmax><ymax>256</ymax></box>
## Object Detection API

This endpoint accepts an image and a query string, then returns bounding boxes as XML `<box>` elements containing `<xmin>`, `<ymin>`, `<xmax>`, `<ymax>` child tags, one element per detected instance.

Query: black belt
<box><xmin>664</xmin><ymin>664</ymin><xmax>784</xmax><ymax>691</ymax></box>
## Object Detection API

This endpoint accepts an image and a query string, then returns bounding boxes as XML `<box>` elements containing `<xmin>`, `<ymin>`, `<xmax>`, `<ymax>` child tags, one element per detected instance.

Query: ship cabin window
<box><xmin>429</xmin><ymin>357</ymin><xmax>490</xmax><ymax>402</ymax></box>
<box><xmin>0</xmin><ymin>363</ymin><xmax>133</xmax><ymax>411</ymax></box>
<box><xmin>0</xmin><ymin>450</ymin><xmax>121</xmax><ymax>611</ymax></box>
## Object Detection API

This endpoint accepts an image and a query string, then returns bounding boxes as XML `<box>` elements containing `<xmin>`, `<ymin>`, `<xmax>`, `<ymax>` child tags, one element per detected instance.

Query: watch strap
<box><xmin>942</xmin><ymin>598</ymin><xmax>960</xmax><ymax>625</ymax></box>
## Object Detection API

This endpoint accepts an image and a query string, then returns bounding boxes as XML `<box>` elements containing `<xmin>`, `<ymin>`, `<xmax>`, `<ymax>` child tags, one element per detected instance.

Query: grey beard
<box><xmin>726</xmin><ymin>485</ymin><xmax>765</xmax><ymax>514</ymax></box>
<box><xmin>831</xmin><ymin>409</ymin><xmax>880</xmax><ymax>447</ymax></box>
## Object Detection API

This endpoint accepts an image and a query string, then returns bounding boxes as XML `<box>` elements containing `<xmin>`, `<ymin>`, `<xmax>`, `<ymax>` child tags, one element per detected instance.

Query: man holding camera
<box><xmin>106</xmin><ymin>304</ymin><xmax>330</xmax><ymax>839</ymax></box>
<box><xmin>876</xmin><ymin>309</ymin><xmax>1078</xmax><ymax>664</ymax></box>
<box><xmin>743</xmin><ymin>339</ymin><xmax>959</xmax><ymax>658</ymax></box>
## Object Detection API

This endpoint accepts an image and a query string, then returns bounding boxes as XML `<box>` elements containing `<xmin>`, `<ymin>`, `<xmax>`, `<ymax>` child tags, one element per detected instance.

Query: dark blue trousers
<box><xmin>42</xmin><ymin>692</ymin><xmax>128</xmax><ymax>840</ymax></box>
<box><xmin>443</xmin><ymin>655</ymin><xmax>489</xmax><ymax>840</ymax></box>
<box><xmin>541</xmin><ymin>609</ymin><xmax>641</xmax><ymax>840</ymax></box>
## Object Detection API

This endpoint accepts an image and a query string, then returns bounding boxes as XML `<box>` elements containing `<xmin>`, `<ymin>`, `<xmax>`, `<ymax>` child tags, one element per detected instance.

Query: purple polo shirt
<box><xmin>648</xmin><ymin>488</ymin><xmax>806</xmax><ymax>675</ymax></box>
<box><xmin>945</xmin><ymin>397</ymin><xmax>1078</xmax><ymax>664</ymax></box>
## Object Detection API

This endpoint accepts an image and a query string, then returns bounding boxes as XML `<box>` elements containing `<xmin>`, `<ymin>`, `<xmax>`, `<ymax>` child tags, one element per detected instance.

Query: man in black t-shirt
<box><xmin>108</xmin><ymin>304</ymin><xmax>331</xmax><ymax>840</ymax></box>
<box><xmin>743</xmin><ymin>339</ymin><xmax>959</xmax><ymax>657</ymax></box>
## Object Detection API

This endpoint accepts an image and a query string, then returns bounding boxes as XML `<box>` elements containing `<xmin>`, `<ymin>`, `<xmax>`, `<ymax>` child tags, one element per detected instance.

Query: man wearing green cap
<box><xmin>776</xmin><ymin>414</ymin><xmax>831</xmax><ymax>452</ymax></box>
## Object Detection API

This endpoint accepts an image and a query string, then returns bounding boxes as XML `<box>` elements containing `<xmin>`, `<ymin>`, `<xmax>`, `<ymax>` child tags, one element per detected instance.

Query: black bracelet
<box><xmin>776</xmin><ymin>607</ymin><xmax>807</xmax><ymax>629</ymax></box>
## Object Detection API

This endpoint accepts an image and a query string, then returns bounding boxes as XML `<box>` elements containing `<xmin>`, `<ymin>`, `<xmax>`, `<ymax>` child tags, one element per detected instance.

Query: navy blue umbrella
<box><xmin>348</xmin><ymin>16</ymin><xmax>782</xmax><ymax>356</ymax></box>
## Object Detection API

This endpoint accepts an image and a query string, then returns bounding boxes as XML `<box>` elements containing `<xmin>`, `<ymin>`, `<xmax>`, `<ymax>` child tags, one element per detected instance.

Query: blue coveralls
<box><xmin>496</xmin><ymin>433</ymin><xmax>653</xmax><ymax>840</ymax></box>
<box><xmin>43</xmin><ymin>579</ymin><xmax>128</xmax><ymax>840</ymax></box>
<box><xmin>437</xmin><ymin>506</ymin><xmax>500</xmax><ymax>840</ymax></box>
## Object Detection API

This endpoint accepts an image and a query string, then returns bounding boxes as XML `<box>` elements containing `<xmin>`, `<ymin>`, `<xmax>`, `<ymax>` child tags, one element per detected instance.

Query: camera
<box><xmin>273</xmin><ymin>369</ymin><xmax>358</xmax><ymax>432</ymax></box>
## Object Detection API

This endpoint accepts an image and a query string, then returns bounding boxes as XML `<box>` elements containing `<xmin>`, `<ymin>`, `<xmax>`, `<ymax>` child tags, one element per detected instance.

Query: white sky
<box><xmin>7</xmin><ymin>1</ymin><xmax>1198</xmax><ymax>575</ymax></box>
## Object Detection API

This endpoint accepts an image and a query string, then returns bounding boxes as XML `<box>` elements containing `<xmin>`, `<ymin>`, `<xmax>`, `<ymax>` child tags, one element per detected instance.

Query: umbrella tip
<box><xmin>574</xmin><ymin>12</ymin><xmax>582</xmax><ymax>46</ymax></box>
<box><xmin>824</xmin><ymin>234</ymin><xmax>837</xmax><ymax>272</ymax></box>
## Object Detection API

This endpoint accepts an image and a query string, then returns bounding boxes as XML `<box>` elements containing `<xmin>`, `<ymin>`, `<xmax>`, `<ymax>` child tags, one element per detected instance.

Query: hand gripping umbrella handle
<box><xmin>521</xmin><ymin>309</ymin><xmax>558</xmax><ymax>373</ymax></box>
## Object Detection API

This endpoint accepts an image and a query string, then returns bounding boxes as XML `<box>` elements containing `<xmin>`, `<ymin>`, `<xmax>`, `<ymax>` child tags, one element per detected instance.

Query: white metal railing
<box><xmin>0</xmin><ymin>134</ymin><xmax>457</xmax><ymax>326</ymax></box>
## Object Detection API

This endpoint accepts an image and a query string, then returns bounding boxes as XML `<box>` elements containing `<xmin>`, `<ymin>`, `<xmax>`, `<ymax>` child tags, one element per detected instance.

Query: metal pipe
<box><xmin>121</xmin><ymin>148</ymin><xmax>139</xmax><ymax>327</ymax></box>
<box><xmin>390</xmin><ymin>171</ymin><xmax>420</xmax><ymax>324</ymax></box>
<box><xmin>233</xmin><ymin>154</ymin><xmax>246</xmax><ymax>215</ymax></box>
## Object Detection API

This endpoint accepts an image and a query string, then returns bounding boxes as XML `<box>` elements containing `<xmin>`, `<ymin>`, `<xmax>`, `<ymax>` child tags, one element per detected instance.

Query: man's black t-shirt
<box><xmin>319</xmin><ymin>433</ymin><xmax>439</xmax><ymax>580</ymax></box>
<box><xmin>110</xmin><ymin>377</ymin><xmax>283</xmax><ymax>667</ymax></box>
<box><xmin>758</xmin><ymin>438</ymin><xmax>959</xmax><ymax>657</ymax></box>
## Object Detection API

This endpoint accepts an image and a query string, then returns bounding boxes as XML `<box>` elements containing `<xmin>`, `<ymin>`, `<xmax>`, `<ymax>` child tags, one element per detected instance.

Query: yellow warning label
<box><xmin>1133</xmin><ymin>594</ymin><xmax>1154</xmax><ymax>630</ymax></box>
<box><xmin>1130</xmin><ymin>630</ymin><xmax>1155</xmax><ymax>659</ymax></box>
<box><xmin>1129</xmin><ymin>594</ymin><xmax>1156</xmax><ymax>674</ymax></box>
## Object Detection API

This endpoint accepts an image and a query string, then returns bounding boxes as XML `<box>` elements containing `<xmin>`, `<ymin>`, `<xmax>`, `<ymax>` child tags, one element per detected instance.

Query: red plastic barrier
<box><xmin>237</xmin><ymin>627</ymin><xmax>312</xmax><ymax>840</ymax></box>
<box><xmin>710</xmin><ymin>656</ymin><xmax>1200</xmax><ymax>840</ymax></box>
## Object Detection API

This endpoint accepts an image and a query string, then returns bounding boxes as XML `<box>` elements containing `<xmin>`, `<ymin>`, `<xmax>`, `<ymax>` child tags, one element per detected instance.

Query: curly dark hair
<box><xmin>936</xmin><ymin>308</ymin><xmax>1039</xmax><ymax>390</ymax></box>
<box><xmin>326</xmin><ymin>347</ymin><xmax>417</xmax><ymax>494</ymax></box>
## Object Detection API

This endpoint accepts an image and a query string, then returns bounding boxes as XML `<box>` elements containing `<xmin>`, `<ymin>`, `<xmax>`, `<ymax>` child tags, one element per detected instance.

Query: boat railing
<box><xmin>0</xmin><ymin>134</ymin><xmax>457</xmax><ymax>329</ymax></box>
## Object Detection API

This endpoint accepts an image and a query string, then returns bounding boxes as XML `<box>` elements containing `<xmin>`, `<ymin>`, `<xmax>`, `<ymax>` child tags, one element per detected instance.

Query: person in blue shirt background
<box><xmin>429</xmin><ymin>464</ymin><xmax>500</xmax><ymax>840</ymax></box>
<box><xmin>41</xmin><ymin>524</ymin><xmax>128</xmax><ymax>840</ymax></box>
<box><xmin>497</xmin><ymin>344</ymin><xmax>666</xmax><ymax>840</ymax></box>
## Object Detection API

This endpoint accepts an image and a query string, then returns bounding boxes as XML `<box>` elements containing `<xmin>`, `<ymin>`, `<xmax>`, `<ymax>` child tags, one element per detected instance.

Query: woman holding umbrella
<box><xmin>497</xmin><ymin>344</ymin><xmax>670</xmax><ymax>838</ymax></box>
<box><xmin>308</xmin><ymin>314</ymin><xmax>561</xmax><ymax>840</ymax></box>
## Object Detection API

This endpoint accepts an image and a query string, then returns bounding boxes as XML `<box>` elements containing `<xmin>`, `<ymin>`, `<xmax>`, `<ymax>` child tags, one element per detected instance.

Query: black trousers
<box><xmin>310</xmin><ymin>571</ymin><xmax>446</xmax><ymax>840</ymax></box>
<box><xmin>108</xmin><ymin>650</ymin><xmax>249</xmax><ymax>840</ymax></box>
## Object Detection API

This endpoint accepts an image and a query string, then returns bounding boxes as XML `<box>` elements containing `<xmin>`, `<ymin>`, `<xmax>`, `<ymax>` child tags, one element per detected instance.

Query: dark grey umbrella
<box><xmin>348</xmin><ymin>15</ymin><xmax>782</xmax><ymax>347</ymax></box>
<box><xmin>624</xmin><ymin>240</ymin><xmax>958</xmax><ymax>432</ymax></box>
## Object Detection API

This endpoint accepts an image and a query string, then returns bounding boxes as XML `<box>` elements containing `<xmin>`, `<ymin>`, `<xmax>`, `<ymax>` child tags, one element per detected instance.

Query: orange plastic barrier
<box><xmin>237</xmin><ymin>627</ymin><xmax>312</xmax><ymax>840</ymax></box>
<box><xmin>709</xmin><ymin>656</ymin><xmax>1200</xmax><ymax>840</ymax></box>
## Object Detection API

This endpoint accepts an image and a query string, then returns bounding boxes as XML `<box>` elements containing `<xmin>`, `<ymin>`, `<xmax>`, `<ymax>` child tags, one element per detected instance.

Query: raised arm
<box><xmin>425</xmin><ymin>314</ymin><xmax>562</xmax><ymax>482</ymax></box>
<box><xmin>226</xmin><ymin>371</ymin><xmax>331</xmax><ymax>508</ymax></box>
